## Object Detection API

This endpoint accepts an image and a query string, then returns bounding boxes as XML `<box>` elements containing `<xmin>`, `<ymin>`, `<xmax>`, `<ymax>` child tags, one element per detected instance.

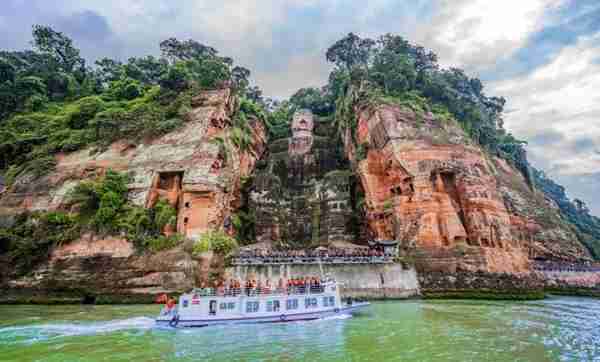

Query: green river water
<box><xmin>0</xmin><ymin>296</ymin><xmax>599</xmax><ymax>361</ymax></box>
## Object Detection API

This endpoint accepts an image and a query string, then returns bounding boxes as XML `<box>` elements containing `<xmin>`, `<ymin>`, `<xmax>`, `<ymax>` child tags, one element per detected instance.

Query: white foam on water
<box><xmin>321</xmin><ymin>313</ymin><xmax>353</xmax><ymax>321</ymax></box>
<box><xmin>0</xmin><ymin>316</ymin><xmax>156</xmax><ymax>342</ymax></box>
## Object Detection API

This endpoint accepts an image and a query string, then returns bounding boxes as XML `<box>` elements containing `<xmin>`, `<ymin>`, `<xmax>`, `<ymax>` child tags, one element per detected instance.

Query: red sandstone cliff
<box><xmin>343</xmin><ymin>101</ymin><xmax>590</xmax><ymax>275</ymax></box>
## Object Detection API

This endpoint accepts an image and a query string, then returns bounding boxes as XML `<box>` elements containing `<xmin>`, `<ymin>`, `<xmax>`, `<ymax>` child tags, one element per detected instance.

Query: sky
<box><xmin>1</xmin><ymin>0</ymin><xmax>599</xmax><ymax>214</ymax></box>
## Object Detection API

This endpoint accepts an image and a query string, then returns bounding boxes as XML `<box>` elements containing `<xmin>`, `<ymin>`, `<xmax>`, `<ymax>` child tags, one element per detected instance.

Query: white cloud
<box><xmin>417</xmin><ymin>0</ymin><xmax>566</xmax><ymax>72</ymax></box>
<box><xmin>491</xmin><ymin>33</ymin><xmax>600</xmax><ymax>175</ymax></box>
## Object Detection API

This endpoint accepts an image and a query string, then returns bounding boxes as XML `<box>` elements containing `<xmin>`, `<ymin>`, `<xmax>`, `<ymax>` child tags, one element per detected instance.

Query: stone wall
<box><xmin>226</xmin><ymin>263</ymin><xmax>420</xmax><ymax>299</ymax></box>
<box><xmin>537</xmin><ymin>270</ymin><xmax>600</xmax><ymax>290</ymax></box>
<box><xmin>419</xmin><ymin>271</ymin><xmax>545</xmax><ymax>299</ymax></box>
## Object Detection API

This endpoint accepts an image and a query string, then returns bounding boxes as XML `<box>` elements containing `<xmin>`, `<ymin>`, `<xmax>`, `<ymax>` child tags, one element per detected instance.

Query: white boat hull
<box><xmin>156</xmin><ymin>302</ymin><xmax>369</xmax><ymax>328</ymax></box>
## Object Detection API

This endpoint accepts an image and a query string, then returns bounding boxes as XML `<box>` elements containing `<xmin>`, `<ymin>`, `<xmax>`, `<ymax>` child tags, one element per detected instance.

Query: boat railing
<box><xmin>190</xmin><ymin>285</ymin><xmax>331</xmax><ymax>298</ymax></box>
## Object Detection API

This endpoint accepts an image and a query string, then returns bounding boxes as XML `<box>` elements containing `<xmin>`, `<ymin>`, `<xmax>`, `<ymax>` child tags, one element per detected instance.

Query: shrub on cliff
<box><xmin>143</xmin><ymin>234</ymin><xmax>184</xmax><ymax>253</ymax></box>
<box><xmin>193</xmin><ymin>231</ymin><xmax>238</xmax><ymax>256</ymax></box>
<box><xmin>230</xmin><ymin>97</ymin><xmax>265</xmax><ymax>151</ymax></box>
<box><xmin>68</xmin><ymin>171</ymin><xmax>184</xmax><ymax>252</ymax></box>
<box><xmin>69</xmin><ymin>170</ymin><xmax>129</xmax><ymax>231</ymax></box>
<box><xmin>0</xmin><ymin>211</ymin><xmax>79</xmax><ymax>274</ymax></box>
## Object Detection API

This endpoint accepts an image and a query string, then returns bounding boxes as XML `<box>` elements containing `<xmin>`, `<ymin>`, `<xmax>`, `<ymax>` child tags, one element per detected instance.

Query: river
<box><xmin>0</xmin><ymin>296</ymin><xmax>599</xmax><ymax>361</ymax></box>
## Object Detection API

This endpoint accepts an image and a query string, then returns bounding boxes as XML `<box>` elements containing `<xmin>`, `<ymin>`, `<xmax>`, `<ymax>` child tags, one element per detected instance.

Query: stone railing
<box><xmin>533</xmin><ymin>262</ymin><xmax>600</xmax><ymax>273</ymax></box>
<box><xmin>232</xmin><ymin>256</ymin><xmax>395</xmax><ymax>266</ymax></box>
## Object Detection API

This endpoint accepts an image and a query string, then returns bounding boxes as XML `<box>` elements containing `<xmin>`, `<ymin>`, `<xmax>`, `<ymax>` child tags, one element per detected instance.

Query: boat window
<box><xmin>329</xmin><ymin>296</ymin><xmax>335</xmax><ymax>306</ymax></box>
<box><xmin>246</xmin><ymin>301</ymin><xmax>259</xmax><ymax>313</ymax></box>
<box><xmin>323</xmin><ymin>297</ymin><xmax>329</xmax><ymax>307</ymax></box>
<box><xmin>266</xmin><ymin>300</ymin><xmax>280</xmax><ymax>312</ymax></box>
<box><xmin>286</xmin><ymin>299</ymin><xmax>299</xmax><ymax>310</ymax></box>
<box><xmin>220</xmin><ymin>302</ymin><xmax>236</xmax><ymax>310</ymax></box>
<box><xmin>183</xmin><ymin>300</ymin><xmax>189</xmax><ymax>308</ymax></box>
<box><xmin>305</xmin><ymin>297</ymin><xmax>318</xmax><ymax>308</ymax></box>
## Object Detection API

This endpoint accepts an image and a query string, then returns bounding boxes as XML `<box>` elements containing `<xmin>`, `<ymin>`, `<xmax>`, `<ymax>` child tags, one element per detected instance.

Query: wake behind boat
<box><xmin>156</xmin><ymin>276</ymin><xmax>369</xmax><ymax>328</ymax></box>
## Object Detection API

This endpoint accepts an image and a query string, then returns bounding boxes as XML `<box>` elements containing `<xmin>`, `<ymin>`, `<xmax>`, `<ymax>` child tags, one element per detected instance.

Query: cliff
<box><xmin>342</xmin><ymin>99</ymin><xmax>590</xmax><ymax>274</ymax></box>
<box><xmin>0</xmin><ymin>88</ymin><xmax>267</xmax><ymax>302</ymax></box>
<box><xmin>1</xmin><ymin>29</ymin><xmax>598</xmax><ymax>303</ymax></box>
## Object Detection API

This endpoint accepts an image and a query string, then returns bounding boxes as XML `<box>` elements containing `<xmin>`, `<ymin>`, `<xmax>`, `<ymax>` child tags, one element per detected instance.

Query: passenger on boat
<box><xmin>155</xmin><ymin>293</ymin><xmax>168</xmax><ymax>304</ymax></box>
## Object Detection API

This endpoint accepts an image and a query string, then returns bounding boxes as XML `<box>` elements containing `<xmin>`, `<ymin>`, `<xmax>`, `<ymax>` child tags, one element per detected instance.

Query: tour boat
<box><xmin>155</xmin><ymin>277</ymin><xmax>369</xmax><ymax>328</ymax></box>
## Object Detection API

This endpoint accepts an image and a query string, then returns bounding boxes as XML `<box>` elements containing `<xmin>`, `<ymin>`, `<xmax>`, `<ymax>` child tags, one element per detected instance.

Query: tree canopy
<box><xmin>0</xmin><ymin>25</ymin><xmax>262</xmax><ymax>181</ymax></box>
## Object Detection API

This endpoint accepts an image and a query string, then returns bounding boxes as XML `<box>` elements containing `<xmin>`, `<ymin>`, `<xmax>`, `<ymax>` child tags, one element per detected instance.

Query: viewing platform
<box><xmin>231</xmin><ymin>255</ymin><xmax>395</xmax><ymax>266</ymax></box>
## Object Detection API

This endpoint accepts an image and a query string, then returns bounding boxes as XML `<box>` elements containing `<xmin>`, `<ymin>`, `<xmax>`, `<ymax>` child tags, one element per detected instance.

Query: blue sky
<box><xmin>1</xmin><ymin>0</ymin><xmax>599</xmax><ymax>214</ymax></box>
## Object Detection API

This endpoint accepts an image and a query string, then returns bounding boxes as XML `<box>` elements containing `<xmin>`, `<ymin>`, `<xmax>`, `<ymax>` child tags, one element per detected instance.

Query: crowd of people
<box><xmin>234</xmin><ymin>247</ymin><xmax>392</xmax><ymax>265</ymax></box>
<box><xmin>533</xmin><ymin>261</ymin><xmax>600</xmax><ymax>273</ymax></box>
<box><xmin>190</xmin><ymin>276</ymin><xmax>328</xmax><ymax>297</ymax></box>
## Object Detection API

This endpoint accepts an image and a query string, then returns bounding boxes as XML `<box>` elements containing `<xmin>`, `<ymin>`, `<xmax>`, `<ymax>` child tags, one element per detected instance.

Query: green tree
<box><xmin>326</xmin><ymin>32</ymin><xmax>375</xmax><ymax>71</ymax></box>
<box><xmin>94</xmin><ymin>58</ymin><xmax>124</xmax><ymax>86</ymax></box>
<box><xmin>31</xmin><ymin>25</ymin><xmax>85</xmax><ymax>73</ymax></box>
<box><xmin>289</xmin><ymin>87</ymin><xmax>334</xmax><ymax>116</ymax></box>
<box><xmin>159</xmin><ymin>38</ymin><xmax>218</xmax><ymax>62</ymax></box>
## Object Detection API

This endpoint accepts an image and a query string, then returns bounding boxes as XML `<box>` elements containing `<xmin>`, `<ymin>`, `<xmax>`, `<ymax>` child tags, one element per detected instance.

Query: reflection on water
<box><xmin>0</xmin><ymin>297</ymin><xmax>599</xmax><ymax>362</ymax></box>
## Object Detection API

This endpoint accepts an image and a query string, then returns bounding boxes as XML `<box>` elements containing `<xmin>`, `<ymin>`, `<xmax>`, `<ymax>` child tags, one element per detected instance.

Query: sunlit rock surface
<box><xmin>344</xmin><ymin>102</ymin><xmax>590</xmax><ymax>275</ymax></box>
<box><xmin>0</xmin><ymin>88</ymin><xmax>267</xmax><ymax>299</ymax></box>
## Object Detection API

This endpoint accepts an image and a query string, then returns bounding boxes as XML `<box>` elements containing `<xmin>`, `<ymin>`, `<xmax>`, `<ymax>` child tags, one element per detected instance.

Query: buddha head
<box><xmin>291</xmin><ymin>109</ymin><xmax>314</xmax><ymax>138</ymax></box>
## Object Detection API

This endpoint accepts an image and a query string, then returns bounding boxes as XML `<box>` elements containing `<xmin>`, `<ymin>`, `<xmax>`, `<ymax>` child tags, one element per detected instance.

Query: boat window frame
<box><xmin>246</xmin><ymin>301</ymin><xmax>259</xmax><ymax>313</ymax></box>
<box><xmin>286</xmin><ymin>299</ymin><xmax>299</xmax><ymax>310</ymax></box>
<box><xmin>220</xmin><ymin>302</ymin><xmax>236</xmax><ymax>311</ymax></box>
<box><xmin>209</xmin><ymin>300</ymin><xmax>217</xmax><ymax>315</ymax></box>
<box><xmin>304</xmin><ymin>297</ymin><xmax>318</xmax><ymax>309</ymax></box>
<box><xmin>266</xmin><ymin>300</ymin><xmax>281</xmax><ymax>312</ymax></box>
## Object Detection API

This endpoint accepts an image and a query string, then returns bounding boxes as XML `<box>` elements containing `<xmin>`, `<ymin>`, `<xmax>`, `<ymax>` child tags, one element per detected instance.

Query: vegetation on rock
<box><xmin>533</xmin><ymin>169</ymin><xmax>600</xmax><ymax>259</ymax></box>
<box><xmin>68</xmin><ymin>170</ymin><xmax>184</xmax><ymax>250</ymax></box>
<box><xmin>0</xmin><ymin>26</ymin><xmax>256</xmax><ymax>184</ymax></box>
<box><xmin>320</xmin><ymin>32</ymin><xmax>600</xmax><ymax>259</ymax></box>
<box><xmin>0</xmin><ymin>210</ymin><xmax>80</xmax><ymax>274</ymax></box>
<box><xmin>192</xmin><ymin>231</ymin><xmax>238</xmax><ymax>256</ymax></box>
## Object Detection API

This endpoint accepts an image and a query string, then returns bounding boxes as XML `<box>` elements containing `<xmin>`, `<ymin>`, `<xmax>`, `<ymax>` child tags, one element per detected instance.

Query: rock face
<box><xmin>0</xmin><ymin>90</ymin><xmax>593</xmax><ymax>303</ymax></box>
<box><xmin>250</xmin><ymin>110</ymin><xmax>357</xmax><ymax>247</ymax></box>
<box><xmin>2</xmin><ymin>236</ymin><xmax>198</xmax><ymax>303</ymax></box>
<box><xmin>0</xmin><ymin>88</ymin><xmax>266</xmax><ymax>240</ymax></box>
<box><xmin>0</xmin><ymin>88</ymin><xmax>267</xmax><ymax>300</ymax></box>
<box><xmin>344</xmin><ymin>102</ymin><xmax>590</xmax><ymax>274</ymax></box>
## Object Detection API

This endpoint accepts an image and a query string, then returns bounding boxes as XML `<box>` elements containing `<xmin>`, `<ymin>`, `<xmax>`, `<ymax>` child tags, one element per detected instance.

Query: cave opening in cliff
<box><xmin>158</xmin><ymin>171</ymin><xmax>183</xmax><ymax>191</ymax></box>
<box><xmin>147</xmin><ymin>171</ymin><xmax>185</xmax><ymax>224</ymax></box>
<box><xmin>82</xmin><ymin>295</ymin><xmax>96</xmax><ymax>305</ymax></box>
